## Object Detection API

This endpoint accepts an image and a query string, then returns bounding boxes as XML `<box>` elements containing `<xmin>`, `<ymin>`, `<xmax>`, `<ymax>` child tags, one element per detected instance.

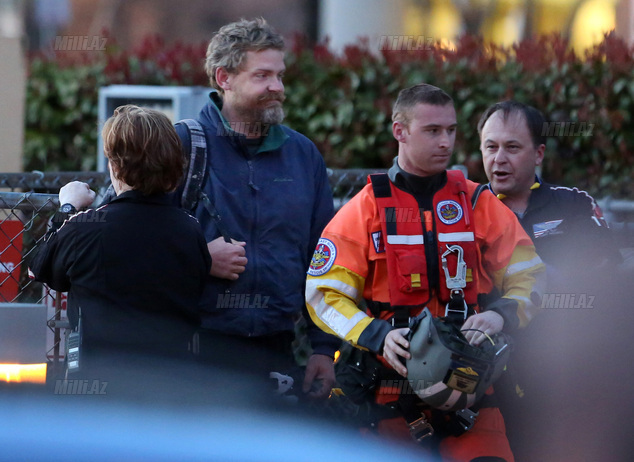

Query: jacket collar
<box><xmin>109</xmin><ymin>189</ymin><xmax>172</xmax><ymax>206</ymax></box>
<box><xmin>486</xmin><ymin>176</ymin><xmax>545</xmax><ymax>215</ymax></box>
<box><xmin>524</xmin><ymin>176</ymin><xmax>549</xmax><ymax>213</ymax></box>
<box><xmin>486</xmin><ymin>175</ymin><xmax>542</xmax><ymax>200</ymax></box>
<box><xmin>200</xmin><ymin>91</ymin><xmax>289</xmax><ymax>154</ymax></box>
<box><xmin>388</xmin><ymin>156</ymin><xmax>447</xmax><ymax>196</ymax></box>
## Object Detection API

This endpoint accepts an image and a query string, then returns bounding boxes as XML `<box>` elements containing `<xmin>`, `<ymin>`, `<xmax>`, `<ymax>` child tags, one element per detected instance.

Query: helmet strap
<box><xmin>444</xmin><ymin>289</ymin><xmax>469</xmax><ymax>325</ymax></box>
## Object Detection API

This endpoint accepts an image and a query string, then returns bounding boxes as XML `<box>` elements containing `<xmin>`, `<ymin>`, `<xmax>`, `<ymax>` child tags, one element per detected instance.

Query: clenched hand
<box><xmin>59</xmin><ymin>181</ymin><xmax>96</xmax><ymax>210</ymax></box>
<box><xmin>207</xmin><ymin>237</ymin><xmax>247</xmax><ymax>280</ymax></box>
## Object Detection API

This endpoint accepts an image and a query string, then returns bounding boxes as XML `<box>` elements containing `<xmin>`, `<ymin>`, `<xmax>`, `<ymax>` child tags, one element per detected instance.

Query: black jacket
<box><xmin>30</xmin><ymin>190</ymin><xmax>211</xmax><ymax>356</ymax></box>
<box><xmin>487</xmin><ymin>178</ymin><xmax>621</xmax><ymax>275</ymax></box>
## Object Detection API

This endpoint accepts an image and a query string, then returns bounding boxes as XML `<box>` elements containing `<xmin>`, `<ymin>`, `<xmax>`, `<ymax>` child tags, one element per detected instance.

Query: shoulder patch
<box><xmin>437</xmin><ymin>200</ymin><xmax>463</xmax><ymax>225</ymax></box>
<box><xmin>308</xmin><ymin>238</ymin><xmax>337</xmax><ymax>276</ymax></box>
<box><xmin>371</xmin><ymin>230</ymin><xmax>385</xmax><ymax>254</ymax></box>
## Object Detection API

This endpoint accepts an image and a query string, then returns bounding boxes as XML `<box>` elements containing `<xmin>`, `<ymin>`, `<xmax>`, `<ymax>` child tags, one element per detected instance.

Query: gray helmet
<box><xmin>405</xmin><ymin>308</ymin><xmax>511</xmax><ymax>412</ymax></box>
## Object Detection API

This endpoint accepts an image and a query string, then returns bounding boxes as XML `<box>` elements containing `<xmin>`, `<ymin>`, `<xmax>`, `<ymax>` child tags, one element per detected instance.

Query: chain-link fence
<box><xmin>0</xmin><ymin>170</ymin><xmax>382</xmax><ymax>364</ymax></box>
<box><xmin>0</xmin><ymin>172</ymin><xmax>111</xmax><ymax>364</ymax></box>
<box><xmin>0</xmin><ymin>172</ymin><xmax>111</xmax><ymax>305</ymax></box>
<box><xmin>2</xmin><ymin>170</ymin><xmax>633</xmax><ymax>366</ymax></box>
<box><xmin>0</xmin><ymin>169</ymin><xmax>381</xmax><ymax>304</ymax></box>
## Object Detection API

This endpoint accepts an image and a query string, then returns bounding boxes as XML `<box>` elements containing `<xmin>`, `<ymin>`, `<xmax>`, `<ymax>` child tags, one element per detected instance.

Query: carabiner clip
<box><xmin>441</xmin><ymin>245</ymin><xmax>467</xmax><ymax>290</ymax></box>
<box><xmin>442</xmin><ymin>245</ymin><xmax>469</xmax><ymax>321</ymax></box>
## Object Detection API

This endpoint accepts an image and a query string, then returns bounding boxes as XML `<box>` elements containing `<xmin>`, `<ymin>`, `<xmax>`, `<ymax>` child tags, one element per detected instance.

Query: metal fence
<box><xmin>0</xmin><ymin>170</ymin><xmax>382</xmax><ymax>363</ymax></box>
<box><xmin>1</xmin><ymin>170</ymin><xmax>633</xmax><ymax>364</ymax></box>
<box><xmin>0</xmin><ymin>169</ymin><xmax>383</xmax><ymax>302</ymax></box>
<box><xmin>0</xmin><ymin>172</ymin><xmax>109</xmax><ymax>305</ymax></box>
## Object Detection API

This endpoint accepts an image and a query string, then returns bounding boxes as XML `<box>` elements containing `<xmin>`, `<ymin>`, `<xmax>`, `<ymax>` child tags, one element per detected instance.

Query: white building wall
<box><xmin>318</xmin><ymin>0</ymin><xmax>407</xmax><ymax>51</ymax></box>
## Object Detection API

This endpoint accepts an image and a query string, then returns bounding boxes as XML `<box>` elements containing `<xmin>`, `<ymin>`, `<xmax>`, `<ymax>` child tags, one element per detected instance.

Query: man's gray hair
<box><xmin>205</xmin><ymin>18</ymin><xmax>284</xmax><ymax>92</ymax></box>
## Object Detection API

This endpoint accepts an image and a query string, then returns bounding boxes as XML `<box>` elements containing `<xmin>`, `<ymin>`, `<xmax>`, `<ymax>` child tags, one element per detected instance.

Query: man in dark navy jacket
<box><xmin>175</xmin><ymin>18</ymin><xmax>339</xmax><ymax>397</ymax></box>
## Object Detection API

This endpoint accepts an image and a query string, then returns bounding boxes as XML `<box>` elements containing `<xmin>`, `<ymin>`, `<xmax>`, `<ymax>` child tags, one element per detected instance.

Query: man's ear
<box><xmin>216</xmin><ymin>67</ymin><xmax>232</xmax><ymax>91</ymax></box>
<box><xmin>392</xmin><ymin>121</ymin><xmax>408</xmax><ymax>143</ymax></box>
<box><xmin>535</xmin><ymin>143</ymin><xmax>546</xmax><ymax>166</ymax></box>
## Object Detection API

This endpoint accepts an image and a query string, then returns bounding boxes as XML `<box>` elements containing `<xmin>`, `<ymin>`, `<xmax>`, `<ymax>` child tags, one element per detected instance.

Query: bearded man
<box><xmin>175</xmin><ymin>18</ymin><xmax>339</xmax><ymax>398</ymax></box>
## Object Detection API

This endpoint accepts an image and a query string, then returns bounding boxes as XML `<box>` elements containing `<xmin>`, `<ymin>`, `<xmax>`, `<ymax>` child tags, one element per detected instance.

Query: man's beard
<box><xmin>260</xmin><ymin>105</ymin><xmax>285</xmax><ymax>125</ymax></box>
<box><xmin>234</xmin><ymin>93</ymin><xmax>285</xmax><ymax>126</ymax></box>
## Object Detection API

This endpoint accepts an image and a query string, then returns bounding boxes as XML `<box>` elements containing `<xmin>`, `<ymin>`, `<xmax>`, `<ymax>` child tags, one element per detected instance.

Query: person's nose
<box><xmin>438</xmin><ymin>130</ymin><xmax>451</xmax><ymax>150</ymax></box>
<box><xmin>493</xmin><ymin>148</ymin><xmax>508</xmax><ymax>164</ymax></box>
<box><xmin>268</xmin><ymin>76</ymin><xmax>284</xmax><ymax>94</ymax></box>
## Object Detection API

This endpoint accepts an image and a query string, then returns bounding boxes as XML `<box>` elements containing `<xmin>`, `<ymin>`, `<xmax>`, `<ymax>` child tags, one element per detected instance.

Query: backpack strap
<box><xmin>178</xmin><ymin>119</ymin><xmax>208</xmax><ymax>212</ymax></box>
<box><xmin>176</xmin><ymin>119</ymin><xmax>232</xmax><ymax>243</ymax></box>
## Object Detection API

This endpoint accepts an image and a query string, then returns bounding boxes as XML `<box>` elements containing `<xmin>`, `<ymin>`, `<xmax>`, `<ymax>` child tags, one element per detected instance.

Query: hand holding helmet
<box><xmin>405</xmin><ymin>308</ymin><xmax>512</xmax><ymax>412</ymax></box>
<box><xmin>382</xmin><ymin>328</ymin><xmax>411</xmax><ymax>377</ymax></box>
<box><xmin>461</xmin><ymin>310</ymin><xmax>505</xmax><ymax>346</ymax></box>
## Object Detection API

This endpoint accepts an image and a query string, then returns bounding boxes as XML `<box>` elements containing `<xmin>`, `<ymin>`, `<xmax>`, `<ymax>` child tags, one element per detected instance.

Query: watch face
<box><xmin>60</xmin><ymin>203</ymin><xmax>76</xmax><ymax>214</ymax></box>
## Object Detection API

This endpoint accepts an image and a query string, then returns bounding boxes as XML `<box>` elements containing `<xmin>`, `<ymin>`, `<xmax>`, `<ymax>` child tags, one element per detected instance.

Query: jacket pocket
<box><xmin>392</xmin><ymin>251</ymin><xmax>427</xmax><ymax>294</ymax></box>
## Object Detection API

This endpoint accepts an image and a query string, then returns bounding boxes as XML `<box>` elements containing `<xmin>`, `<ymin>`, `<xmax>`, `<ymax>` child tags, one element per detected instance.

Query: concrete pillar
<box><xmin>0</xmin><ymin>37</ymin><xmax>25</xmax><ymax>172</ymax></box>
<box><xmin>318</xmin><ymin>0</ymin><xmax>407</xmax><ymax>51</ymax></box>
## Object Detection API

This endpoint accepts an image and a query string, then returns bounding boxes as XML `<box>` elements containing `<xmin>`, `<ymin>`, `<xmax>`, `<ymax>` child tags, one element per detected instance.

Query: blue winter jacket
<box><xmin>175</xmin><ymin>92</ymin><xmax>339</xmax><ymax>356</ymax></box>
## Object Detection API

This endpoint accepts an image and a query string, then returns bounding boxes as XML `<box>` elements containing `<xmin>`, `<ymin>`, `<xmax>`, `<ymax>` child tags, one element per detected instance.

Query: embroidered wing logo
<box><xmin>533</xmin><ymin>220</ymin><xmax>564</xmax><ymax>238</ymax></box>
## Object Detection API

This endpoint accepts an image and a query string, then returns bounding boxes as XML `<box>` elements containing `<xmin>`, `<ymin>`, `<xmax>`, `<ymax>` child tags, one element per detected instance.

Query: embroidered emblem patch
<box><xmin>371</xmin><ymin>231</ymin><xmax>385</xmax><ymax>254</ymax></box>
<box><xmin>308</xmin><ymin>238</ymin><xmax>337</xmax><ymax>276</ymax></box>
<box><xmin>437</xmin><ymin>200</ymin><xmax>463</xmax><ymax>225</ymax></box>
<box><xmin>533</xmin><ymin>220</ymin><xmax>563</xmax><ymax>238</ymax></box>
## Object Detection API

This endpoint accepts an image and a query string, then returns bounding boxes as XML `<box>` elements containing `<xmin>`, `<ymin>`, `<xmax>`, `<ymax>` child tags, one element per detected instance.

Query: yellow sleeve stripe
<box><xmin>306</xmin><ymin>277</ymin><xmax>359</xmax><ymax>304</ymax></box>
<box><xmin>506</xmin><ymin>254</ymin><xmax>544</xmax><ymax>276</ymax></box>
<box><xmin>305</xmin><ymin>277</ymin><xmax>368</xmax><ymax>339</ymax></box>
<box><xmin>307</xmin><ymin>264</ymin><xmax>365</xmax><ymax>293</ymax></box>
<box><xmin>506</xmin><ymin>244</ymin><xmax>542</xmax><ymax>265</ymax></box>
<box><xmin>490</xmin><ymin>245</ymin><xmax>543</xmax><ymax>288</ymax></box>
<box><xmin>305</xmin><ymin>265</ymin><xmax>370</xmax><ymax>345</ymax></box>
<box><xmin>492</xmin><ymin>245</ymin><xmax>546</xmax><ymax>329</ymax></box>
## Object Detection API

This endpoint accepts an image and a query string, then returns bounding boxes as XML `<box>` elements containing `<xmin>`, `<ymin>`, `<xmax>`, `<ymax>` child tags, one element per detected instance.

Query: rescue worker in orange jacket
<box><xmin>305</xmin><ymin>84</ymin><xmax>545</xmax><ymax>462</ymax></box>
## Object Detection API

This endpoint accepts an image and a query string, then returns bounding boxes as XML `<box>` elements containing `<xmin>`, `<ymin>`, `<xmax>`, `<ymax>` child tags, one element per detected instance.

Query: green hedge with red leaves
<box><xmin>25</xmin><ymin>33</ymin><xmax>634</xmax><ymax>198</ymax></box>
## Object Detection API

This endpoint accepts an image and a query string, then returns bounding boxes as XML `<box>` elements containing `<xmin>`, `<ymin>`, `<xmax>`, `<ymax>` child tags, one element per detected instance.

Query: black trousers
<box><xmin>195</xmin><ymin>330</ymin><xmax>297</xmax><ymax>380</ymax></box>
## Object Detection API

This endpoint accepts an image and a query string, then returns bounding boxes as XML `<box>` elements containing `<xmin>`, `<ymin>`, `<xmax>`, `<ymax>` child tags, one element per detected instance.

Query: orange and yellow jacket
<box><xmin>306</xmin><ymin>169</ymin><xmax>545</xmax><ymax>354</ymax></box>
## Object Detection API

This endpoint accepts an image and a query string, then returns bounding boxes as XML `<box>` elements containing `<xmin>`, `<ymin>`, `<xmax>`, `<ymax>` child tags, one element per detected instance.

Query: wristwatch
<box><xmin>59</xmin><ymin>203</ymin><xmax>77</xmax><ymax>214</ymax></box>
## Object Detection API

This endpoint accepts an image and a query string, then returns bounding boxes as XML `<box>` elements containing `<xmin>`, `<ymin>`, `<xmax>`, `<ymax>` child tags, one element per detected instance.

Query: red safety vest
<box><xmin>370</xmin><ymin>171</ymin><xmax>480</xmax><ymax>310</ymax></box>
